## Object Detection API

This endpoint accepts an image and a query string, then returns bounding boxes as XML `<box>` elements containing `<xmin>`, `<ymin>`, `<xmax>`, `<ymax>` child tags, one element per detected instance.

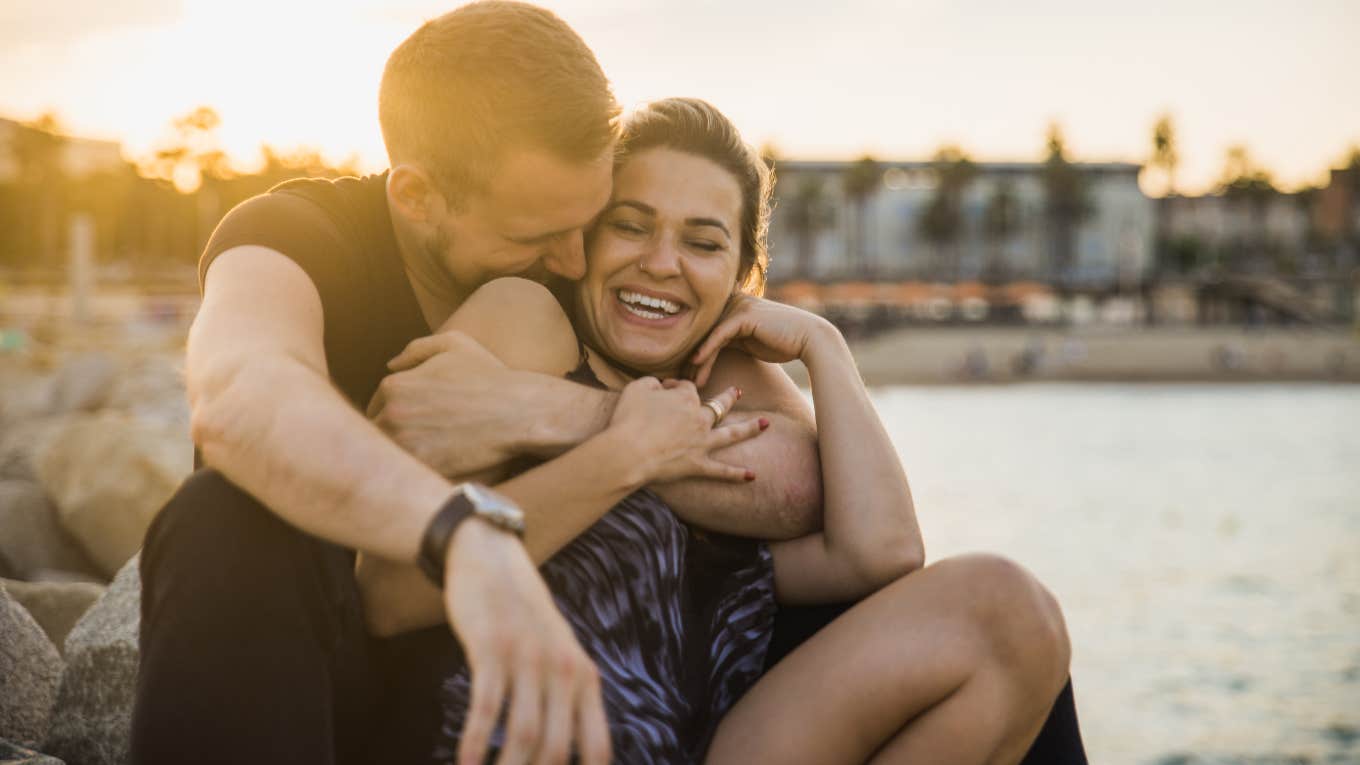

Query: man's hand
<box><xmin>369</xmin><ymin>332</ymin><xmax>540</xmax><ymax>477</ymax></box>
<box><xmin>445</xmin><ymin>519</ymin><xmax>612</xmax><ymax>765</ymax></box>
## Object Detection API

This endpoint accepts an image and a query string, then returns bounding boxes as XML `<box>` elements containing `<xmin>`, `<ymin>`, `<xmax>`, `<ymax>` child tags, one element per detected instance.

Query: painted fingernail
<box><xmin>758</xmin><ymin>417</ymin><xmax>770</xmax><ymax>430</ymax></box>
<box><xmin>744</xmin><ymin>470</ymin><xmax>756</xmax><ymax>481</ymax></box>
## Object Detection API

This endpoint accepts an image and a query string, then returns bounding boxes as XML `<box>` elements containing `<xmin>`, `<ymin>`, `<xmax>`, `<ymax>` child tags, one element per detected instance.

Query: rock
<box><xmin>104</xmin><ymin>355</ymin><xmax>189</xmax><ymax>430</ymax></box>
<box><xmin>0</xmin><ymin>584</ymin><xmax>63</xmax><ymax>749</ymax></box>
<box><xmin>0</xmin><ymin>739</ymin><xmax>65</xmax><ymax>764</ymax></box>
<box><xmin>0</xmin><ymin>481</ymin><xmax>102</xmax><ymax>582</ymax></box>
<box><xmin>47</xmin><ymin>353</ymin><xmax>117</xmax><ymax>414</ymax></box>
<box><xmin>0</xmin><ymin>417</ymin><xmax>65</xmax><ymax>483</ymax></box>
<box><xmin>0</xmin><ymin>580</ymin><xmax>105</xmax><ymax>656</ymax></box>
<box><xmin>0</xmin><ymin>369</ymin><xmax>54</xmax><ymax>426</ymax></box>
<box><xmin>44</xmin><ymin>556</ymin><xmax>139</xmax><ymax>765</ymax></box>
<box><xmin>34</xmin><ymin>412</ymin><xmax>192</xmax><ymax>577</ymax></box>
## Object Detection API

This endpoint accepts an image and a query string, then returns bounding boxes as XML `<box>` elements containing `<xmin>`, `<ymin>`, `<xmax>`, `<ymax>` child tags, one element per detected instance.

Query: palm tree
<box><xmin>1150</xmin><ymin>114</ymin><xmax>1179</xmax><ymax>197</ymax></box>
<box><xmin>1041</xmin><ymin>123</ymin><xmax>1089</xmax><ymax>290</ymax></box>
<box><xmin>918</xmin><ymin>145</ymin><xmax>975</xmax><ymax>280</ymax></box>
<box><xmin>841</xmin><ymin>156</ymin><xmax>881</xmax><ymax>278</ymax></box>
<box><xmin>982</xmin><ymin>179</ymin><xmax>1019</xmax><ymax>284</ymax></box>
<box><xmin>784</xmin><ymin>174</ymin><xmax>830</xmax><ymax>279</ymax></box>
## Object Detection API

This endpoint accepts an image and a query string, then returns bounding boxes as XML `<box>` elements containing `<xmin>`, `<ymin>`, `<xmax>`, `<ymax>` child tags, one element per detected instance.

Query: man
<box><xmin>130</xmin><ymin>3</ymin><xmax>821</xmax><ymax>765</ymax></box>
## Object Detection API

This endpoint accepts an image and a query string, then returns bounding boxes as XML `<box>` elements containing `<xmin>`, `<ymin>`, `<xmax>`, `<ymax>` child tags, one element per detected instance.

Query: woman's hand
<box><xmin>606</xmin><ymin>377</ymin><xmax>767</xmax><ymax>485</ymax></box>
<box><xmin>688</xmin><ymin>294</ymin><xmax>838</xmax><ymax>388</ymax></box>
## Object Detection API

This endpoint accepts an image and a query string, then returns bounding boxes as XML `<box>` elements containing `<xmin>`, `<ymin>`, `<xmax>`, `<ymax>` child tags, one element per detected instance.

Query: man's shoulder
<box><xmin>200</xmin><ymin>173</ymin><xmax>389</xmax><ymax>293</ymax></box>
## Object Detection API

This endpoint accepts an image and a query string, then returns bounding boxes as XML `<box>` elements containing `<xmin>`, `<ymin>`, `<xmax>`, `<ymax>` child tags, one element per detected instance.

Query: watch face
<box><xmin>463</xmin><ymin>483</ymin><xmax>525</xmax><ymax>524</ymax></box>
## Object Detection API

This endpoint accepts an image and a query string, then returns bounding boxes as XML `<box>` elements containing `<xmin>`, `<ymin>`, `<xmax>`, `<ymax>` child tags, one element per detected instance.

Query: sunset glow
<box><xmin>2</xmin><ymin>0</ymin><xmax>1357</xmax><ymax>193</ymax></box>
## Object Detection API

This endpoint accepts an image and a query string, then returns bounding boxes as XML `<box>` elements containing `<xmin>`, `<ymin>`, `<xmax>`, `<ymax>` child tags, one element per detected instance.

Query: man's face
<box><xmin>433</xmin><ymin>147</ymin><xmax>614</xmax><ymax>289</ymax></box>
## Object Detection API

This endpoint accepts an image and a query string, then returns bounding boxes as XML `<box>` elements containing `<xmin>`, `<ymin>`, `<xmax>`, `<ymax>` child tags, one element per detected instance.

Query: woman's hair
<box><xmin>613</xmin><ymin>98</ymin><xmax>773</xmax><ymax>295</ymax></box>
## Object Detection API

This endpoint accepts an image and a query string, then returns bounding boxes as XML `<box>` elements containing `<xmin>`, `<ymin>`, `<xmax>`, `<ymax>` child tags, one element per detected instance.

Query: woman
<box><xmin>360</xmin><ymin>98</ymin><xmax>1071</xmax><ymax>764</ymax></box>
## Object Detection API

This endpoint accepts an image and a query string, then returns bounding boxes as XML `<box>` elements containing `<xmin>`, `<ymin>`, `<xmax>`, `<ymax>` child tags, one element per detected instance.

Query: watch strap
<box><xmin>417</xmin><ymin>489</ymin><xmax>475</xmax><ymax>588</ymax></box>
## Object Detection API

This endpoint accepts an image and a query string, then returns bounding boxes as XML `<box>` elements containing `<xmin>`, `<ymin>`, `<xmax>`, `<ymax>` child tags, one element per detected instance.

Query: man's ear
<box><xmin>387</xmin><ymin>165</ymin><xmax>440</xmax><ymax>224</ymax></box>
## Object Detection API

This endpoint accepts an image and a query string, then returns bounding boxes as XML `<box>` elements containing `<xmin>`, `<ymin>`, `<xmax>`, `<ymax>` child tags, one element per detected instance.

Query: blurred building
<box><xmin>0</xmin><ymin>117</ymin><xmax>125</xmax><ymax>181</ymax></box>
<box><xmin>767</xmin><ymin>159</ymin><xmax>1153</xmax><ymax>289</ymax></box>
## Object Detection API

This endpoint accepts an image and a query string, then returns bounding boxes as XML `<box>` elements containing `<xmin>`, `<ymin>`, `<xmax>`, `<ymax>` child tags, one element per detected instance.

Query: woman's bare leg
<box><xmin>705</xmin><ymin>553</ymin><xmax>1070</xmax><ymax>765</ymax></box>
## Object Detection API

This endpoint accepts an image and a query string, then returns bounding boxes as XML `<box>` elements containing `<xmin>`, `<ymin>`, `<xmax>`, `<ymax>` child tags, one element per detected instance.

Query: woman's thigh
<box><xmin>706</xmin><ymin>553</ymin><xmax>1065</xmax><ymax>765</ymax></box>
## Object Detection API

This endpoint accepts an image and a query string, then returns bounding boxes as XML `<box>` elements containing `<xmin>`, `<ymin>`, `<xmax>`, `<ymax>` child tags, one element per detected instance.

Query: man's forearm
<box><xmin>191</xmin><ymin>352</ymin><xmax>452</xmax><ymax>562</ymax></box>
<box><xmin>516</xmin><ymin>376</ymin><xmax>822</xmax><ymax>539</ymax></box>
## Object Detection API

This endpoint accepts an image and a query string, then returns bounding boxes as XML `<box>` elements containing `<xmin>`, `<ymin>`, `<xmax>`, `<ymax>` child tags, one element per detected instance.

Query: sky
<box><xmin>1</xmin><ymin>0</ymin><xmax>1357</xmax><ymax>195</ymax></box>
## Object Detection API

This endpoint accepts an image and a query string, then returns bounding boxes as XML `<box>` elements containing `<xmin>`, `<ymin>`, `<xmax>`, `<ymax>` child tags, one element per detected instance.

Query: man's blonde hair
<box><xmin>379</xmin><ymin>1</ymin><xmax>620</xmax><ymax>203</ymax></box>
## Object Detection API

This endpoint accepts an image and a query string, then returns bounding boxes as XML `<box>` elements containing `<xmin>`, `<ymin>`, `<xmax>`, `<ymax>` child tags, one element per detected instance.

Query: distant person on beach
<box><xmin>129</xmin><ymin>3</ymin><xmax>1087</xmax><ymax>764</ymax></box>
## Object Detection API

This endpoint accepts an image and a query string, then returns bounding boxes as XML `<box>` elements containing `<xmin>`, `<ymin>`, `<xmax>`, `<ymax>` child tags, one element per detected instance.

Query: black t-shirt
<box><xmin>200</xmin><ymin>173</ymin><xmax>428</xmax><ymax>408</ymax></box>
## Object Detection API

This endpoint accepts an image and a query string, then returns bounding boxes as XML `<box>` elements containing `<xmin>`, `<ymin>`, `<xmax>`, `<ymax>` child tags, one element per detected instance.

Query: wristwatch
<box><xmin>417</xmin><ymin>483</ymin><xmax>526</xmax><ymax>587</ymax></box>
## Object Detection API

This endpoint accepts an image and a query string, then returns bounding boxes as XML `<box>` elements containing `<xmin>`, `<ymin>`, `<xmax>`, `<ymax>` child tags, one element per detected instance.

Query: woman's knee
<box><xmin>933</xmin><ymin>553</ymin><xmax>1070</xmax><ymax>679</ymax></box>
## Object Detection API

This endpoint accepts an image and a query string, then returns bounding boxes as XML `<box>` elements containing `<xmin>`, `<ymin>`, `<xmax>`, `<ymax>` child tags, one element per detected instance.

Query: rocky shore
<box><xmin>1</xmin><ymin>317</ymin><xmax>190</xmax><ymax>764</ymax></box>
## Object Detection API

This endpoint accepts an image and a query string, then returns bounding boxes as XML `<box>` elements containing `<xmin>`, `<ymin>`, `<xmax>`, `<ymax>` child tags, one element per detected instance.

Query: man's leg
<box><xmin>130</xmin><ymin>469</ymin><xmax>377</xmax><ymax>765</ymax></box>
<box><xmin>766</xmin><ymin>580</ymin><xmax>1088</xmax><ymax>764</ymax></box>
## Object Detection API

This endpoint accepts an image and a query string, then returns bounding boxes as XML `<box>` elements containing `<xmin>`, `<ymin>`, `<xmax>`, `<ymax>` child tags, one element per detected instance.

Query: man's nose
<box><xmin>544</xmin><ymin>230</ymin><xmax>586</xmax><ymax>281</ymax></box>
<box><xmin>639</xmin><ymin>236</ymin><xmax>682</xmax><ymax>278</ymax></box>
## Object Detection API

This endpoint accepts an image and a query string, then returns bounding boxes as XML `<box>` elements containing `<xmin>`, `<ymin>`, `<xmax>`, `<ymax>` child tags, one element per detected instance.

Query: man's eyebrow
<box><xmin>609</xmin><ymin>200</ymin><xmax>731</xmax><ymax>238</ymax></box>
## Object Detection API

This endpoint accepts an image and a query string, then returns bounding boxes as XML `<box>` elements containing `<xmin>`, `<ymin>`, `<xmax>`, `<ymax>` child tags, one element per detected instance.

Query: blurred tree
<box><xmin>1041</xmin><ymin>123</ymin><xmax>1090</xmax><ymax>289</ymax></box>
<box><xmin>1150</xmin><ymin>114</ymin><xmax>1179</xmax><ymax>197</ymax></box>
<box><xmin>1217</xmin><ymin>145</ymin><xmax>1276</xmax><ymax>273</ymax></box>
<box><xmin>841</xmin><ymin>155</ymin><xmax>881</xmax><ymax>278</ymax></box>
<box><xmin>982</xmin><ymin>178</ymin><xmax>1019</xmax><ymax>284</ymax></box>
<box><xmin>918</xmin><ymin>145</ymin><xmax>975</xmax><ymax>280</ymax></box>
<box><xmin>783</xmin><ymin>174</ymin><xmax>831</xmax><ymax>279</ymax></box>
<box><xmin>9</xmin><ymin>112</ymin><xmax>67</xmax><ymax>266</ymax></box>
<box><xmin>143</xmin><ymin>106</ymin><xmax>231</xmax><ymax>194</ymax></box>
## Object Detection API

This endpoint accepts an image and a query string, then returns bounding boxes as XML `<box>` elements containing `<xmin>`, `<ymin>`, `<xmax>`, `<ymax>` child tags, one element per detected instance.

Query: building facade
<box><xmin>767</xmin><ymin>159</ymin><xmax>1154</xmax><ymax>289</ymax></box>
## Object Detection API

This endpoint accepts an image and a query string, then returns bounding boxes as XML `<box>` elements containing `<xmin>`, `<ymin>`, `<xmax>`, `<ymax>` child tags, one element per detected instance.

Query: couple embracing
<box><xmin>129</xmin><ymin>2</ymin><xmax>1085</xmax><ymax>763</ymax></box>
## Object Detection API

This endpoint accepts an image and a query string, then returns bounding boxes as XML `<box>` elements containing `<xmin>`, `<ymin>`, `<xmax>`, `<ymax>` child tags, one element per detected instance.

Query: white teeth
<box><xmin>618</xmin><ymin>289</ymin><xmax>682</xmax><ymax>315</ymax></box>
<box><xmin>621</xmin><ymin>303</ymin><xmax>669</xmax><ymax>320</ymax></box>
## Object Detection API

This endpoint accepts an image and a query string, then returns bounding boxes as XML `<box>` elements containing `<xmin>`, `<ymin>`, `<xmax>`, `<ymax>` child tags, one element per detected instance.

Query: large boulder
<box><xmin>0</xmin><ymin>579</ymin><xmax>105</xmax><ymax>656</ymax></box>
<box><xmin>0</xmin><ymin>481</ymin><xmax>102</xmax><ymax>582</ymax></box>
<box><xmin>0</xmin><ymin>584</ymin><xmax>63</xmax><ymax>749</ymax></box>
<box><xmin>33</xmin><ymin>413</ymin><xmax>191</xmax><ymax>577</ymax></box>
<box><xmin>0</xmin><ymin>739</ymin><xmax>64</xmax><ymax>764</ymax></box>
<box><xmin>44</xmin><ymin>556</ymin><xmax>139</xmax><ymax>765</ymax></box>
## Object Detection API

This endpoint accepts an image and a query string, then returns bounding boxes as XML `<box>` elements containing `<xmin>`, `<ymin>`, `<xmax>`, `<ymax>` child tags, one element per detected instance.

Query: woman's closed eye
<box><xmin>686</xmin><ymin>238</ymin><xmax>725</xmax><ymax>253</ymax></box>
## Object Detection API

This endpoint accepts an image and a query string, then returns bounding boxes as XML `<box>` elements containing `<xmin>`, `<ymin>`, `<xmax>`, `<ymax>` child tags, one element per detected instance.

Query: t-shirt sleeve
<box><xmin>198</xmin><ymin>191</ymin><xmax>353</xmax><ymax>307</ymax></box>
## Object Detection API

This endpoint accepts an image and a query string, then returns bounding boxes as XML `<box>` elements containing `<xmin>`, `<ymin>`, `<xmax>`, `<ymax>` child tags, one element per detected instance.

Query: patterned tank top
<box><xmin>431</xmin><ymin>354</ymin><xmax>776</xmax><ymax>763</ymax></box>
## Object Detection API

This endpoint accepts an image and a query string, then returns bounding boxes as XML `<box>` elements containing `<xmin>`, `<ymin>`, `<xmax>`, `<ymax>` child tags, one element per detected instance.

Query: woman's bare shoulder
<box><xmin>441</xmin><ymin>277</ymin><xmax>581</xmax><ymax>376</ymax></box>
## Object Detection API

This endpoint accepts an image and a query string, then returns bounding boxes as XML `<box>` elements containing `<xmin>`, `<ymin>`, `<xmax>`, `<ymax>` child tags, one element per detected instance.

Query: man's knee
<box><xmin>141</xmin><ymin>468</ymin><xmax>313</xmax><ymax>615</ymax></box>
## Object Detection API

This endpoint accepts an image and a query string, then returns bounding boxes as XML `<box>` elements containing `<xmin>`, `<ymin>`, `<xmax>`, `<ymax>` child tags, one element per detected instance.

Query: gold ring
<box><xmin>701</xmin><ymin>398</ymin><xmax>726</xmax><ymax>425</ymax></box>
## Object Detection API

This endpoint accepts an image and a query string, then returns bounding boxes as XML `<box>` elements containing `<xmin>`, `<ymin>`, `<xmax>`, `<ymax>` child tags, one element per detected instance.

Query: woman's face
<box><xmin>576</xmin><ymin>148</ymin><xmax>743</xmax><ymax>377</ymax></box>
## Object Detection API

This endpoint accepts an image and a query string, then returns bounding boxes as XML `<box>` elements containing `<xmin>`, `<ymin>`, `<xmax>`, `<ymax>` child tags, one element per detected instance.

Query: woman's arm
<box><xmin>690</xmin><ymin>296</ymin><xmax>924</xmax><ymax>606</ymax></box>
<box><xmin>358</xmin><ymin>277</ymin><xmax>760</xmax><ymax>636</ymax></box>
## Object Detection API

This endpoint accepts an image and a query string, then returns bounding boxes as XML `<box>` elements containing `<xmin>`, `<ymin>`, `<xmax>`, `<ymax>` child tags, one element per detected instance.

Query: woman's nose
<box><xmin>638</xmin><ymin>236</ymin><xmax>682</xmax><ymax>278</ymax></box>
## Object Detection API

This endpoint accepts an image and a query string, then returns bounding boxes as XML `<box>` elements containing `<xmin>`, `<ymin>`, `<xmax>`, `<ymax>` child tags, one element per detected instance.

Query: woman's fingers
<box><xmin>691</xmin><ymin>317</ymin><xmax>746</xmax><ymax>371</ymax></box>
<box><xmin>459</xmin><ymin>659</ymin><xmax>508</xmax><ymax>765</ymax></box>
<box><xmin>497</xmin><ymin>670</ymin><xmax>543</xmax><ymax>765</ymax></box>
<box><xmin>708</xmin><ymin>416</ymin><xmax>766</xmax><ymax>450</ymax></box>
<box><xmin>704</xmin><ymin>386</ymin><xmax>741</xmax><ymax>425</ymax></box>
<box><xmin>574</xmin><ymin>667</ymin><xmax>612</xmax><ymax>765</ymax></box>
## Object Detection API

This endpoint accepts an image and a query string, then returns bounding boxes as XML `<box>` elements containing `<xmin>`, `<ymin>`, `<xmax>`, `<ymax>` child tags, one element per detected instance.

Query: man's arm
<box><xmin>189</xmin><ymin>246</ymin><xmax>610</xmax><ymax>765</ymax></box>
<box><xmin>374</xmin><ymin>342</ymin><xmax>823</xmax><ymax>539</ymax></box>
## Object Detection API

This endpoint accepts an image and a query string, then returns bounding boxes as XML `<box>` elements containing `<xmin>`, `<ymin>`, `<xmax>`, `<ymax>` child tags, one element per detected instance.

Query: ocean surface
<box><xmin>866</xmin><ymin>383</ymin><xmax>1360</xmax><ymax>765</ymax></box>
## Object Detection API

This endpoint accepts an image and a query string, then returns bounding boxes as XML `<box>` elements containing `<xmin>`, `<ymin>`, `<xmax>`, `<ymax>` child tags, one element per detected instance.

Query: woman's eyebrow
<box><xmin>685</xmin><ymin>217</ymin><xmax>731</xmax><ymax>238</ymax></box>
